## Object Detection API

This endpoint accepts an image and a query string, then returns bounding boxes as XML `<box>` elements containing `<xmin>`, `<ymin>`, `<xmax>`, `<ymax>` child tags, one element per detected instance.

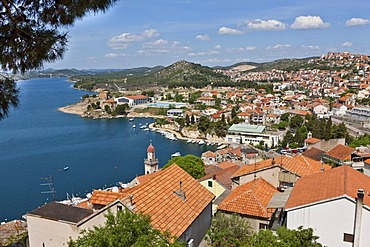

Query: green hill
<box><xmin>126</xmin><ymin>60</ymin><xmax>232</xmax><ymax>88</ymax></box>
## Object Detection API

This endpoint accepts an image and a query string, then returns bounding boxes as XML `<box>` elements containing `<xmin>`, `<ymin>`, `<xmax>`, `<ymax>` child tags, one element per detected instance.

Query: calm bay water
<box><xmin>0</xmin><ymin>78</ymin><xmax>213</xmax><ymax>222</ymax></box>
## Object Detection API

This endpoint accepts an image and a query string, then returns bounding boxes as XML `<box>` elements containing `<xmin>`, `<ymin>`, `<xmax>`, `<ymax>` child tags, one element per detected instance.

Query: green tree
<box><xmin>290</xmin><ymin>115</ymin><xmax>304</xmax><ymax>129</ymax></box>
<box><xmin>206</xmin><ymin>213</ymin><xmax>252</xmax><ymax>247</ymax></box>
<box><xmin>0</xmin><ymin>0</ymin><xmax>118</xmax><ymax>120</ymax></box>
<box><xmin>324</xmin><ymin>117</ymin><xmax>332</xmax><ymax>140</ymax></box>
<box><xmin>163</xmin><ymin>154</ymin><xmax>205</xmax><ymax>179</ymax></box>
<box><xmin>104</xmin><ymin>104</ymin><xmax>111</xmax><ymax>114</ymax></box>
<box><xmin>114</xmin><ymin>104</ymin><xmax>129</xmax><ymax>115</ymax></box>
<box><xmin>252</xmin><ymin>226</ymin><xmax>322</xmax><ymax>247</ymax></box>
<box><xmin>185</xmin><ymin>114</ymin><xmax>190</xmax><ymax>126</ymax></box>
<box><xmin>68</xmin><ymin>210</ymin><xmax>184</xmax><ymax>247</ymax></box>
<box><xmin>280</xmin><ymin>112</ymin><xmax>290</xmax><ymax>122</ymax></box>
<box><xmin>198</xmin><ymin>116</ymin><xmax>210</xmax><ymax>133</ymax></box>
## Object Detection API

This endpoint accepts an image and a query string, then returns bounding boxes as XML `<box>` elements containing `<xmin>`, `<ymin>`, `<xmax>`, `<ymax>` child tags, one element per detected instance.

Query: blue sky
<box><xmin>48</xmin><ymin>0</ymin><xmax>370</xmax><ymax>69</ymax></box>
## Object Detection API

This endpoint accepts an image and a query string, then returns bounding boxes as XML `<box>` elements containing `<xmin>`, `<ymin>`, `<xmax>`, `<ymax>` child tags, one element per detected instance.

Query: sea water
<box><xmin>0</xmin><ymin>78</ymin><xmax>214</xmax><ymax>221</ymax></box>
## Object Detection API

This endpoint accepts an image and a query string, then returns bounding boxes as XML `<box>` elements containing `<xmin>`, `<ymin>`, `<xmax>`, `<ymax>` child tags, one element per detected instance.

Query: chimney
<box><xmin>353</xmin><ymin>189</ymin><xmax>364</xmax><ymax>247</ymax></box>
<box><xmin>129</xmin><ymin>194</ymin><xmax>134</xmax><ymax>206</ymax></box>
<box><xmin>272</xmin><ymin>157</ymin><xmax>275</xmax><ymax>166</ymax></box>
<box><xmin>174</xmin><ymin>181</ymin><xmax>186</xmax><ymax>201</ymax></box>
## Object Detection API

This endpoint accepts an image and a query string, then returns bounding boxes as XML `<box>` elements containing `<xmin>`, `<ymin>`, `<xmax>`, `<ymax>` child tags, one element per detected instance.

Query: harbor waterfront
<box><xmin>0</xmin><ymin>78</ymin><xmax>214</xmax><ymax>222</ymax></box>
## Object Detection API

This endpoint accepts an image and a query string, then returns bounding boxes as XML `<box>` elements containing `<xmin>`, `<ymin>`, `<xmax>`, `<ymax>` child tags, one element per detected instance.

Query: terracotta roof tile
<box><xmin>89</xmin><ymin>190</ymin><xmax>125</xmax><ymax>206</ymax></box>
<box><xmin>199</xmin><ymin>165</ymin><xmax>240</xmax><ymax>189</ymax></box>
<box><xmin>325</xmin><ymin>144</ymin><xmax>356</xmax><ymax>161</ymax></box>
<box><xmin>217</xmin><ymin>161</ymin><xmax>240</xmax><ymax>169</ymax></box>
<box><xmin>305</xmin><ymin>137</ymin><xmax>321</xmax><ymax>144</ymax></box>
<box><xmin>232</xmin><ymin>155</ymin><xmax>330</xmax><ymax>178</ymax></box>
<box><xmin>202</xmin><ymin>151</ymin><xmax>216</xmax><ymax>158</ymax></box>
<box><xmin>218</xmin><ymin>178</ymin><xmax>278</xmax><ymax>218</ymax></box>
<box><xmin>302</xmin><ymin>147</ymin><xmax>326</xmax><ymax>161</ymax></box>
<box><xmin>286</xmin><ymin>165</ymin><xmax>370</xmax><ymax>209</ymax></box>
<box><xmin>120</xmin><ymin>164</ymin><xmax>214</xmax><ymax>238</ymax></box>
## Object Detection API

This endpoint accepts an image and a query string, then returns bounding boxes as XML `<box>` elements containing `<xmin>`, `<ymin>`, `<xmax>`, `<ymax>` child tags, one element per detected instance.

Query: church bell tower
<box><xmin>144</xmin><ymin>142</ymin><xmax>159</xmax><ymax>174</ymax></box>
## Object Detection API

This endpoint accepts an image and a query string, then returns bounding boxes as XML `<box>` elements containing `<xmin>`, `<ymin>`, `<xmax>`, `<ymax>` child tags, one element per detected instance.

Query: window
<box><xmin>343</xmin><ymin>233</ymin><xmax>354</xmax><ymax>243</ymax></box>
<box><xmin>117</xmin><ymin>205</ymin><xmax>122</xmax><ymax>211</ymax></box>
<box><xmin>259</xmin><ymin>223</ymin><xmax>268</xmax><ymax>230</ymax></box>
<box><xmin>208</xmin><ymin>181</ymin><xmax>213</xmax><ymax>187</ymax></box>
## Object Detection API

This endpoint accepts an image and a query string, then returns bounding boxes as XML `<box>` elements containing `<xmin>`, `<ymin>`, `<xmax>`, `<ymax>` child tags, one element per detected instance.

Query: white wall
<box><xmin>287</xmin><ymin>197</ymin><xmax>370</xmax><ymax>247</ymax></box>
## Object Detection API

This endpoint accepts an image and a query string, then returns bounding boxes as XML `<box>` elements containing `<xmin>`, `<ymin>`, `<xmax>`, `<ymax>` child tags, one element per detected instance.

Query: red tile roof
<box><xmin>121</xmin><ymin>164</ymin><xmax>215</xmax><ymax>238</ymax></box>
<box><xmin>325</xmin><ymin>144</ymin><xmax>355</xmax><ymax>161</ymax></box>
<box><xmin>305</xmin><ymin>137</ymin><xmax>321</xmax><ymax>144</ymax></box>
<box><xmin>199</xmin><ymin>165</ymin><xmax>240</xmax><ymax>189</ymax></box>
<box><xmin>89</xmin><ymin>190</ymin><xmax>125</xmax><ymax>206</ymax></box>
<box><xmin>218</xmin><ymin>178</ymin><xmax>278</xmax><ymax>218</ymax></box>
<box><xmin>232</xmin><ymin>155</ymin><xmax>330</xmax><ymax>178</ymax></box>
<box><xmin>202</xmin><ymin>151</ymin><xmax>216</xmax><ymax>158</ymax></box>
<box><xmin>126</xmin><ymin>95</ymin><xmax>148</xmax><ymax>100</ymax></box>
<box><xmin>286</xmin><ymin>165</ymin><xmax>370</xmax><ymax>209</ymax></box>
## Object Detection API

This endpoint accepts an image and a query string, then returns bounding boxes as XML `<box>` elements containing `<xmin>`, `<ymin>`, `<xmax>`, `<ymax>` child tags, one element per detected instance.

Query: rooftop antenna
<box><xmin>40</xmin><ymin>175</ymin><xmax>56</xmax><ymax>201</ymax></box>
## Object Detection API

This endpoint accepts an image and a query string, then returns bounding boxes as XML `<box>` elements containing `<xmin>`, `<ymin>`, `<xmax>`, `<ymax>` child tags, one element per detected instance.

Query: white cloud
<box><xmin>202</xmin><ymin>58</ymin><xmax>232</xmax><ymax>63</ymax></box>
<box><xmin>195</xmin><ymin>34</ymin><xmax>211</xmax><ymax>41</ymax></box>
<box><xmin>345</xmin><ymin>18</ymin><xmax>370</xmax><ymax>26</ymax></box>
<box><xmin>246</xmin><ymin>46</ymin><xmax>256</xmax><ymax>51</ymax></box>
<box><xmin>273</xmin><ymin>44</ymin><xmax>291</xmax><ymax>49</ymax></box>
<box><xmin>218</xmin><ymin>27</ymin><xmax>243</xmax><ymax>35</ymax></box>
<box><xmin>214</xmin><ymin>45</ymin><xmax>222</xmax><ymax>49</ymax></box>
<box><xmin>301</xmin><ymin>45</ymin><xmax>320</xmax><ymax>50</ymax></box>
<box><xmin>143</xmin><ymin>39</ymin><xmax>169</xmax><ymax>48</ymax></box>
<box><xmin>105</xmin><ymin>53</ymin><xmax>128</xmax><ymax>58</ymax></box>
<box><xmin>247</xmin><ymin>19</ymin><xmax>286</xmax><ymax>31</ymax></box>
<box><xmin>290</xmin><ymin>16</ymin><xmax>330</xmax><ymax>30</ymax></box>
<box><xmin>108</xmin><ymin>29</ymin><xmax>160</xmax><ymax>50</ymax></box>
<box><xmin>342</xmin><ymin>42</ymin><xmax>353</xmax><ymax>47</ymax></box>
<box><xmin>188</xmin><ymin>51</ymin><xmax>220</xmax><ymax>57</ymax></box>
<box><xmin>141</xmin><ymin>29</ymin><xmax>160</xmax><ymax>38</ymax></box>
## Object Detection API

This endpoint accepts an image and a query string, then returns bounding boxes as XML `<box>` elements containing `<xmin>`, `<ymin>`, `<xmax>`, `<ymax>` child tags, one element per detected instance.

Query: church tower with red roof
<box><xmin>144</xmin><ymin>142</ymin><xmax>159</xmax><ymax>174</ymax></box>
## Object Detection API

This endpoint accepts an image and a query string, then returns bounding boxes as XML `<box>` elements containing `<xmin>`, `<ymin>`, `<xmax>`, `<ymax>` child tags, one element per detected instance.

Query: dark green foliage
<box><xmin>0</xmin><ymin>0</ymin><xmax>118</xmax><ymax>73</ymax></box>
<box><xmin>206</xmin><ymin>213</ymin><xmax>253</xmax><ymax>247</ymax></box>
<box><xmin>280</xmin><ymin>113</ymin><xmax>290</xmax><ymax>122</ymax></box>
<box><xmin>163</xmin><ymin>154</ymin><xmax>205</xmax><ymax>179</ymax></box>
<box><xmin>206</xmin><ymin>213</ymin><xmax>322</xmax><ymax>247</ymax></box>
<box><xmin>68</xmin><ymin>210</ymin><xmax>184</xmax><ymax>247</ymax></box>
<box><xmin>0</xmin><ymin>77</ymin><xmax>19</xmax><ymax>120</ymax></box>
<box><xmin>0</xmin><ymin>0</ymin><xmax>117</xmax><ymax>120</ymax></box>
<box><xmin>114</xmin><ymin>104</ymin><xmax>128</xmax><ymax>115</ymax></box>
<box><xmin>290</xmin><ymin>115</ymin><xmax>304</xmax><ymax>129</ymax></box>
<box><xmin>252</xmin><ymin>226</ymin><xmax>322</xmax><ymax>247</ymax></box>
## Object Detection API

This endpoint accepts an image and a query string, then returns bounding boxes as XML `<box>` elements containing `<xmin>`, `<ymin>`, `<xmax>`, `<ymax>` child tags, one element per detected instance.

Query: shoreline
<box><xmin>58</xmin><ymin>101</ymin><xmax>228</xmax><ymax>145</ymax></box>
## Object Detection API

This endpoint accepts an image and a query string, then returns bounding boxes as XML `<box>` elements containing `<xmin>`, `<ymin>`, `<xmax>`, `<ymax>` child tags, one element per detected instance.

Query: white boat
<box><xmin>63</xmin><ymin>167</ymin><xmax>69</xmax><ymax>171</ymax></box>
<box><xmin>132</xmin><ymin>125</ymin><xmax>136</xmax><ymax>128</ymax></box>
<box><xmin>171</xmin><ymin>152</ymin><xmax>181</xmax><ymax>158</ymax></box>
<box><xmin>187</xmin><ymin>139</ymin><xmax>192</xmax><ymax>143</ymax></box>
<box><xmin>144</xmin><ymin>128</ymin><xmax>150</xmax><ymax>131</ymax></box>
<box><xmin>198</xmin><ymin>140</ymin><xmax>205</xmax><ymax>145</ymax></box>
<box><xmin>129</xmin><ymin>118</ymin><xmax>134</xmax><ymax>121</ymax></box>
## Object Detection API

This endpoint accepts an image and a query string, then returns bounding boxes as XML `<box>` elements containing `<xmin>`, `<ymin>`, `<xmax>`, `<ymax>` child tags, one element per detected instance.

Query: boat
<box><xmin>63</xmin><ymin>167</ymin><xmax>69</xmax><ymax>171</ymax></box>
<box><xmin>187</xmin><ymin>139</ymin><xmax>192</xmax><ymax>143</ymax></box>
<box><xmin>132</xmin><ymin>125</ymin><xmax>136</xmax><ymax>128</ymax></box>
<box><xmin>171</xmin><ymin>152</ymin><xmax>181</xmax><ymax>158</ymax></box>
<box><xmin>198</xmin><ymin>140</ymin><xmax>205</xmax><ymax>145</ymax></box>
<box><xmin>144</xmin><ymin>128</ymin><xmax>150</xmax><ymax>131</ymax></box>
<box><xmin>129</xmin><ymin>118</ymin><xmax>134</xmax><ymax>121</ymax></box>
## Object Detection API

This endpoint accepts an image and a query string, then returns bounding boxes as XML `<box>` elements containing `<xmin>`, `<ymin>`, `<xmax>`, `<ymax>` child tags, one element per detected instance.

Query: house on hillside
<box><xmin>198</xmin><ymin>165</ymin><xmax>240</xmax><ymax>213</ymax></box>
<box><xmin>322</xmin><ymin>144</ymin><xmax>356</xmax><ymax>166</ymax></box>
<box><xmin>217</xmin><ymin>178</ymin><xmax>278</xmax><ymax>232</ymax></box>
<box><xmin>285</xmin><ymin>165</ymin><xmax>370</xmax><ymax>247</ymax></box>
<box><xmin>231</xmin><ymin>155</ymin><xmax>331</xmax><ymax>189</ymax></box>
<box><xmin>27</xmin><ymin>200</ymin><xmax>125</xmax><ymax>247</ymax></box>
